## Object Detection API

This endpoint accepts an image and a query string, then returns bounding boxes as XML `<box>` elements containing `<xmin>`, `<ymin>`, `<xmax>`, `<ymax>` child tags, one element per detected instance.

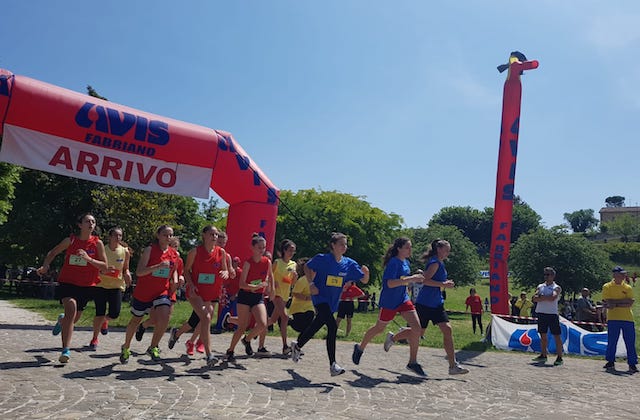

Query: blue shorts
<box><xmin>130</xmin><ymin>295</ymin><xmax>172</xmax><ymax>317</ymax></box>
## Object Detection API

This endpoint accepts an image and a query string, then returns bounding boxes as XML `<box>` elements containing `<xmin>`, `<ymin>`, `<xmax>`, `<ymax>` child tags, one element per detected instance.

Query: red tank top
<box><xmin>133</xmin><ymin>243</ymin><xmax>179</xmax><ymax>302</ymax></box>
<box><xmin>191</xmin><ymin>245</ymin><xmax>225</xmax><ymax>300</ymax></box>
<box><xmin>58</xmin><ymin>234</ymin><xmax>101</xmax><ymax>287</ymax></box>
<box><xmin>244</xmin><ymin>256</ymin><xmax>270</xmax><ymax>294</ymax></box>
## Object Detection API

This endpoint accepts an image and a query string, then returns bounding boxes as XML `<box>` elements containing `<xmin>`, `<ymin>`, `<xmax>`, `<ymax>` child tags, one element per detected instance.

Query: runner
<box><xmin>224</xmin><ymin>234</ymin><xmax>273</xmax><ymax>363</ymax></box>
<box><xmin>291</xmin><ymin>232</ymin><xmax>369</xmax><ymax>376</ymax></box>
<box><xmin>89</xmin><ymin>227</ymin><xmax>131</xmax><ymax>349</ymax></box>
<box><xmin>119</xmin><ymin>225</ymin><xmax>179</xmax><ymax>363</ymax></box>
<box><xmin>351</xmin><ymin>237</ymin><xmax>425</xmax><ymax>375</ymax></box>
<box><xmin>37</xmin><ymin>213</ymin><xmax>108</xmax><ymax>363</ymax></box>
<box><xmin>386</xmin><ymin>239</ymin><xmax>469</xmax><ymax>375</ymax></box>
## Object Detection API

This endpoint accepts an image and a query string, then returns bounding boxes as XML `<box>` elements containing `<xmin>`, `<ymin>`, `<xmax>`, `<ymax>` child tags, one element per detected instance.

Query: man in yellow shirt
<box><xmin>514</xmin><ymin>292</ymin><xmax>533</xmax><ymax>317</ymax></box>
<box><xmin>602</xmin><ymin>266</ymin><xmax>637</xmax><ymax>373</ymax></box>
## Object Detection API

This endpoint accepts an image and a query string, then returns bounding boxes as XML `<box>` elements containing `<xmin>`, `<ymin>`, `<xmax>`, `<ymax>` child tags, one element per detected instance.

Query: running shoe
<box><xmin>168</xmin><ymin>327</ymin><xmax>179</xmax><ymax>350</ymax></box>
<box><xmin>222</xmin><ymin>312</ymin><xmax>231</xmax><ymax>330</ymax></box>
<box><xmin>330</xmin><ymin>362</ymin><xmax>346</xmax><ymax>376</ymax></box>
<box><xmin>100</xmin><ymin>320</ymin><xmax>109</xmax><ymax>335</ymax></box>
<box><xmin>52</xmin><ymin>313</ymin><xmax>64</xmax><ymax>336</ymax></box>
<box><xmin>119</xmin><ymin>346</ymin><xmax>130</xmax><ymax>364</ymax></box>
<box><xmin>532</xmin><ymin>354</ymin><xmax>547</xmax><ymax>363</ymax></box>
<box><xmin>196</xmin><ymin>339</ymin><xmax>205</xmax><ymax>354</ymax></box>
<box><xmin>282</xmin><ymin>344</ymin><xmax>292</xmax><ymax>356</ymax></box>
<box><xmin>448</xmin><ymin>363</ymin><xmax>469</xmax><ymax>375</ymax></box>
<box><xmin>406</xmin><ymin>362</ymin><xmax>427</xmax><ymax>377</ymax></box>
<box><xmin>629</xmin><ymin>364</ymin><xmax>638</xmax><ymax>373</ymax></box>
<box><xmin>603</xmin><ymin>361</ymin><xmax>615</xmax><ymax>370</ymax></box>
<box><xmin>384</xmin><ymin>332</ymin><xmax>395</xmax><ymax>352</ymax></box>
<box><xmin>255</xmin><ymin>347</ymin><xmax>272</xmax><ymax>358</ymax></box>
<box><xmin>241</xmin><ymin>336</ymin><xmax>254</xmax><ymax>356</ymax></box>
<box><xmin>206</xmin><ymin>353</ymin><xmax>218</xmax><ymax>367</ymax></box>
<box><xmin>59</xmin><ymin>348</ymin><xmax>71</xmax><ymax>364</ymax></box>
<box><xmin>291</xmin><ymin>341</ymin><xmax>301</xmax><ymax>363</ymax></box>
<box><xmin>224</xmin><ymin>350</ymin><xmax>236</xmax><ymax>363</ymax></box>
<box><xmin>185</xmin><ymin>340</ymin><xmax>195</xmax><ymax>356</ymax></box>
<box><xmin>553</xmin><ymin>357</ymin><xmax>564</xmax><ymax>366</ymax></box>
<box><xmin>352</xmin><ymin>344</ymin><xmax>363</xmax><ymax>365</ymax></box>
<box><xmin>135</xmin><ymin>324</ymin><xmax>146</xmax><ymax>342</ymax></box>
<box><xmin>147</xmin><ymin>346</ymin><xmax>161</xmax><ymax>362</ymax></box>
<box><xmin>89</xmin><ymin>338</ymin><xmax>99</xmax><ymax>350</ymax></box>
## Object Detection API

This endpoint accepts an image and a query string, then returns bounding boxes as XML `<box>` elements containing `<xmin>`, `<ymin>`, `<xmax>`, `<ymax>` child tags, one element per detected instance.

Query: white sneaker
<box><xmin>291</xmin><ymin>341</ymin><xmax>302</xmax><ymax>363</ymax></box>
<box><xmin>330</xmin><ymin>362</ymin><xmax>346</xmax><ymax>376</ymax></box>
<box><xmin>384</xmin><ymin>332</ymin><xmax>395</xmax><ymax>352</ymax></box>
<box><xmin>448</xmin><ymin>363</ymin><xmax>469</xmax><ymax>375</ymax></box>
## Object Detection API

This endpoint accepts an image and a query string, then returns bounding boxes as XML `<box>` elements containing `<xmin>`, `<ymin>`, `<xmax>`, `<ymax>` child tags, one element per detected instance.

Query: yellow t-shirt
<box><xmin>515</xmin><ymin>299</ymin><xmax>533</xmax><ymax>317</ymax></box>
<box><xmin>272</xmin><ymin>258</ymin><xmax>296</xmax><ymax>299</ymax></box>
<box><xmin>602</xmin><ymin>280</ymin><xmax>634</xmax><ymax>322</ymax></box>
<box><xmin>98</xmin><ymin>245</ymin><xmax>126</xmax><ymax>290</ymax></box>
<box><xmin>289</xmin><ymin>275</ymin><xmax>314</xmax><ymax>315</ymax></box>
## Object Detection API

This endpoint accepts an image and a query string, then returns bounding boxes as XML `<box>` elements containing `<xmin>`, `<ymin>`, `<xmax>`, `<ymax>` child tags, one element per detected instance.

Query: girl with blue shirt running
<box><xmin>351</xmin><ymin>237</ymin><xmax>426</xmax><ymax>376</ymax></box>
<box><xmin>387</xmin><ymin>239</ymin><xmax>469</xmax><ymax>375</ymax></box>
<box><xmin>291</xmin><ymin>232</ymin><xmax>369</xmax><ymax>376</ymax></box>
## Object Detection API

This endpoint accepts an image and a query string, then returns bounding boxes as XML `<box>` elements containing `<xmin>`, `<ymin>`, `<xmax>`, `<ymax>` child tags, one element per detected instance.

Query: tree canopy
<box><xmin>605</xmin><ymin>196</ymin><xmax>625</xmax><ymax>207</ymax></box>
<box><xmin>509</xmin><ymin>228</ymin><xmax>611</xmax><ymax>296</ymax></box>
<box><xmin>275</xmin><ymin>189</ymin><xmax>402</xmax><ymax>284</ymax></box>
<box><xmin>563</xmin><ymin>209</ymin><xmax>599</xmax><ymax>233</ymax></box>
<box><xmin>406</xmin><ymin>224</ymin><xmax>482</xmax><ymax>287</ymax></box>
<box><xmin>603</xmin><ymin>214</ymin><xmax>640</xmax><ymax>242</ymax></box>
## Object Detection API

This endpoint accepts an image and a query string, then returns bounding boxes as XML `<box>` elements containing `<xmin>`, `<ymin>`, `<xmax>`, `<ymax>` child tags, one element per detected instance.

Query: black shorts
<box><xmin>537</xmin><ymin>313</ymin><xmax>561</xmax><ymax>335</ymax></box>
<box><xmin>55</xmin><ymin>283</ymin><xmax>96</xmax><ymax>312</ymax></box>
<box><xmin>94</xmin><ymin>288</ymin><xmax>122</xmax><ymax>319</ymax></box>
<box><xmin>337</xmin><ymin>301</ymin><xmax>355</xmax><ymax>318</ymax></box>
<box><xmin>415</xmin><ymin>303</ymin><xmax>449</xmax><ymax>328</ymax></box>
<box><xmin>237</xmin><ymin>290</ymin><xmax>264</xmax><ymax>308</ymax></box>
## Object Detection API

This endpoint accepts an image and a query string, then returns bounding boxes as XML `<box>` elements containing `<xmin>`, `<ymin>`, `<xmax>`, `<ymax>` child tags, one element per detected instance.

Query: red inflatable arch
<box><xmin>0</xmin><ymin>68</ymin><xmax>279</xmax><ymax>259</ymax></box>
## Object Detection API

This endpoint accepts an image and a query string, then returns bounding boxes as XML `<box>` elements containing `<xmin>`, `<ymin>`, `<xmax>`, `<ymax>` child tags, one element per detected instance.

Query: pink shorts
<box><xmin>379</xmin><ymin>300</ymin><xmax>416</xmax><ymax>322</ymax></box>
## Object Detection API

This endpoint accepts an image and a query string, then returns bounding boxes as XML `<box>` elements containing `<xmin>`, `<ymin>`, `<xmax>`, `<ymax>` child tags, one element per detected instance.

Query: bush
<box><xmin>602</xmin><ymin>242</ymin><xmax>640</xmax><ymax>265</ymax></box>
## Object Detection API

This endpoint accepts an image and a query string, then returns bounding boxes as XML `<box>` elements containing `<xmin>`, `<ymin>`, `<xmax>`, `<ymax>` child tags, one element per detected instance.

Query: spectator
<box><xmin>465</xmin><ymin>288</ymin><xmax>484</xmax><ymax>335</ymax></box>
<box><xmin>515</xmin><ymin>292</ymin><xmax>533</xmax><ymax>318</ymax></box>
<box><xmin>602</xmin><ymin>266</ymin><xmax>637</xmax><ymax>373</ymax></box>
<box><xmin>575</xmin><ymin>288</ymin><xmax>598</xmax><ymax>323</ymax></box>
<box><xmin>531</xmin><ymin>267</ymin><xmax>564</xmax><ymax>366</ymax></box>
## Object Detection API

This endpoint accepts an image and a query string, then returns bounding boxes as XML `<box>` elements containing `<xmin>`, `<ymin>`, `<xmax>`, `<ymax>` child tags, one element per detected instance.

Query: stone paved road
<box><xmin>0</xmin><ymin>299</ymin><xmax>637</xmax><ymax>419</ymax></box>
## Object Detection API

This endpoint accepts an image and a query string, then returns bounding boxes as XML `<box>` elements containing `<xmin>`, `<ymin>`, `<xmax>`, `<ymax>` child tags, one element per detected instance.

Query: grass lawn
<box><xmin>3</xmin><ymin>277</ymin><xmax>639</xmax><ymax>354</ymax></box>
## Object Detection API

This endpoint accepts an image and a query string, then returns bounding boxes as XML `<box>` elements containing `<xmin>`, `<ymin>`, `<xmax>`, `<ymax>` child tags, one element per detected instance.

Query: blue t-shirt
<box><xmin>415</xmin><ymin>256</ymin><xmax>446</xmax><ymax>308</ymax></box>
<box><xmin>307</xmin><ymin>253</ymin><xmax>365</xmax><ymax>313</ymax></box>
<box><xmin>378</xmin><ymin>257</ymin><xmax>411</xmax><ymax>309</ymax></box>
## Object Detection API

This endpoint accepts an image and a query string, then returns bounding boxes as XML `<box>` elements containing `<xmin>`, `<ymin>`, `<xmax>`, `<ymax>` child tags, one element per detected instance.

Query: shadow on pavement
<box><xmin>257</xmin><ymin>368</ymin><xmax>338</xmax><ymax>393</ymax></box>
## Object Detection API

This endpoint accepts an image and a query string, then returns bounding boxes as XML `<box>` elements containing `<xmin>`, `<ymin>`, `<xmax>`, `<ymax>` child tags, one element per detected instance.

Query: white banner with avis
<box><xmin>491</xmin><ymin>314</ymin><xmax>627</xmax><ymax>357</ymax></box>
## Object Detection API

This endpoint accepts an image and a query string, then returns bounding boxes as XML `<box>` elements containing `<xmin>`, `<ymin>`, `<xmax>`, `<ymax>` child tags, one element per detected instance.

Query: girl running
<box><xmin>291</xmin><ymin>232</ymin><xmax>369</xmax><ymax>376</ymax></box>
<box><xmin>37</xmin><ymin>213</ymin><xmax>108</xmax><ymax>363</ymax></box>
<box><xmin>351</xmin><ymin>237</ymin><xmax>426</xmax><ymax>375</ymax></box>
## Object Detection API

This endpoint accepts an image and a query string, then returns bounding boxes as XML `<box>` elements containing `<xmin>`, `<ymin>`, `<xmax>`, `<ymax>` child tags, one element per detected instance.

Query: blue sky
<box><xmin>2</xmin><ymin>1</ymin><xmax>639</xmax><ymax>229</ymax></box>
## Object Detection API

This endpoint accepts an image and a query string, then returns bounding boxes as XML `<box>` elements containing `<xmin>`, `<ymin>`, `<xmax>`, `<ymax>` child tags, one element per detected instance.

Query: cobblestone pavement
<box><xmin>0</xmin><ymin>299</ymin><xmax>637</xmax><ymax>419</ymax></box>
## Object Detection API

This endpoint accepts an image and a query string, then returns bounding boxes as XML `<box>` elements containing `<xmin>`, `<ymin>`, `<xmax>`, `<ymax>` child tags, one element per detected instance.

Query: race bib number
<box><xmin>198</xmin><ymin>273</ymin><xmax>215</xmax><ymax>284</ymax></box>
<box><xmin>282</xmin><ymin>276</ymin><xmax>293</xmax><ymax>284</ymax></box>
<box><xmin>326</xmin><ymin>275</ymin><xmax>343</xmax><ymax>288</ymax></box>
<box><xmin>106</xmin><ymin>268</ymin><xmax>121</xmax><ymax>278</ymax></box>
<box><xmin>152</xmin><ymin>267</ymin><xmax>170</xmax><ymax>278</ymax></box>
<box><xmin>251</xmin><ymin>279</ymin><xmax>263</xmax><ymax>286</ymax></box>
<box><xmin>69</xmin><ymin>255</ymin><xmax>88</xmax><ymax>266</ymax></box>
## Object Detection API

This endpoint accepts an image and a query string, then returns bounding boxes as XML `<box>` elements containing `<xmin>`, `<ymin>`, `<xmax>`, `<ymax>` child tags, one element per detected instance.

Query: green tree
<box><xmin>510</xmin><ymin>228</ymin><xmax>611</xmax><ymax>295</ymax></box>
<box><xmin>428</xmin><ymin>196</ymin><xmax>541</xmax><ymax>256</ymax></box>
<box><xmin>0</xmin><ymin>162</ymin><xmax>22</xmax><ymax>225</ymax></box>
<box><xmin>605</xmin><ymin>196</ymin><xmax>625</xmax><ymax>207</ymax></box>
<box><xmin>407</xmin><ymin>224</ymin><xmax>482</xmax><ymax>287</ymax></box>
<box><xmin>563</xmin><ymin>209</ymin><xmax>599</xmax><ymax>233</ymax></box>
<box><xmin>275</xmin><ymin>189</ymin><xmax>402</xmax><ymax>284</ymax></box>
<box><xmin>603</xmin><ymin>214</ymin><xmax>640</xmax><ymax>242</ymax></box>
